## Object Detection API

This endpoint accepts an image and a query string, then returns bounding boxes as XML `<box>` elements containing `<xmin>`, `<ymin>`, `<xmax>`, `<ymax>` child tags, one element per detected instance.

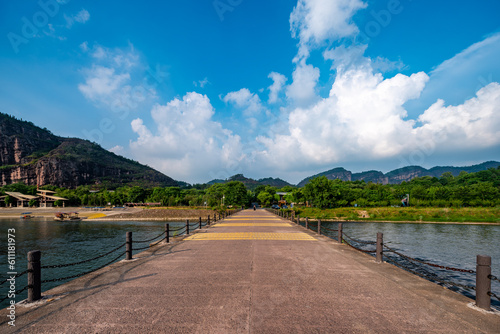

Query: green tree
<box><xmin>303</xmin><ymin>176</ymin><xmax>334</xmax><ymax>209</ymax></box>
<box><xmin>4</xmin><ymin>195</ymin><xmax>13</xmax><ymax>207</ymax></box>
<box><xmin>224</xmin><ymin>181</ymin><xmax>248</xmax><ymax>207</ymax></box>
<box><xmin>257</xmin><ymin>191</ymin><xmax>274</xmax><ymax>207</ymax></box>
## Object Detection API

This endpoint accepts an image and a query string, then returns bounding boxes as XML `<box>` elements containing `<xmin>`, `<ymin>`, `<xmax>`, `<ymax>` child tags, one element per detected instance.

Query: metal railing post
<box><xmin>186</xmin><ymin>220</ymin><xmax>190</xmax><ymax>235</ymax></box>
<box><xmin>199</xmin><ymin>217</ymin><xmax>202</xmax><ymax>229</ymax></box>
<box><xmin>166</xmin><ymin>224</ymin><xmax>170</xmax><ymax>243</ymax></box>
<box><xmin>376</xmin><ymin>232</ymin><xmax>383</xmax><ymax>263</ymax></box>
<box><xmin>214</xmin><ymin>213</ymin><xmax>216</xmax><ymax>223</ymax></box>
<box><xmin>317</xmin><ymin>219</ymin><xmax>321</xmax><ymax>235</ymax></box>
<box><xmin>296</xmin><ymin>215</ymin><xmax>300</xmax><ymax>225</ymax></box>
<box><xmin>338</xmin><ymin>223</ymin><xmax>343</xmax><ymax>244</ymax></box>
<box><xmin>476</xmin><ymin>255</ymin><xmax>491</xmax><ymax>310</ymax></box>
<box><xmin>126</xmin><ymin>232</ymin><xmax>132</xmax><ymax>260</ymax></box>
<box><xmin>305</xmin><ymin>217</ymin><xmax>308</xmax><ymax>230</ymax></box>
<box><xmin>27</xmin><ymin>250</ymin><xmax>41</xmax><ymax>302</ymax></box>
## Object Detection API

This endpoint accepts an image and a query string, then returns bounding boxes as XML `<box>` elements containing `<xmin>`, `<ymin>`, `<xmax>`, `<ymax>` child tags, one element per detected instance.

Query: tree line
<box><xmin>1</xmin><ymin>167</ymin><xmax>499</xmax><ymax>209</ymax></box>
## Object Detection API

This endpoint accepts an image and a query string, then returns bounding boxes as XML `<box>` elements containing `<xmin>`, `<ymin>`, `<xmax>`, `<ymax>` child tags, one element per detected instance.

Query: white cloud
<box><xmin>78</xmin><ymin>44</ymin><xmax>156</xmax><ymax>112</ymax></box>
<box><xmin>109</xmin><ymin>145</ymin><xmax>124</xmax><ymax>155</ymax></box>
<box><xmin>65</xmin><ymin>9</ymin><xmax>90</xmax><ymax>28</ymax></box>
<box><xmin>415</xmin><ymin>82</ymin><xmax>500</xmax><ymax>150</ymax></box>
<box><xmin>193</xmin><ymin>77</ymin><xmax>210</xmax><ymax>88</ymax></box>
<box><xmin>324</xmin><ymin>44</ymin><xmax>405</xmax><ymax>73</ymax></box>
<box><xmin>254</xmin><ymin>60</ymin><xmax>500</xmax><ymax>177</ymax></box>
<box><xmin>257</xmin><ymin>64</ymin><xmax>429</xmax><ymax>170</ymax></box>
<box><xmin>405</xmin><ymin>32</ymin><xmax>500</xmax><ymax>117</ymax></box>
<box><xmin>268</xmin><ymin>72</ymin><xmax>287</xmax><ymax>103</ymax></box>
<box><xmin>285</xmin><ymin>62</ymin><xmax>320</xmax><ymax>107</ymax></box>
<box><xmin>290</xmin><ymin>0</ymin><xmax>367</xmax><ymax>60</ymax></box>
<box><xmin>130</xmin><ymin>92</ymin><xmax>243</xmax><ymax>183</ymax></box>
<box><xmin>223</xmin><ymin>88</ymin><xmax>264</xmax><ymax>117</ymax></box>
<box><xmin>79</xmin><ymin>66</ymin><xmax>130</xmax><ymax>100</ymax></box>
<box><xmin>79</xmin><ymin>41</ymin><xmax>88</xmax><ymax>52</ymax></box>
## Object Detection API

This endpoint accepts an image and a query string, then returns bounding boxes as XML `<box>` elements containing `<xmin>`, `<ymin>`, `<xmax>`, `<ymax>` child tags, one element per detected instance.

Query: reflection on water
<box><xmin>0</xmin><ymin>218</ymin><xmax>185</xmax><ymax>309</ymax></box>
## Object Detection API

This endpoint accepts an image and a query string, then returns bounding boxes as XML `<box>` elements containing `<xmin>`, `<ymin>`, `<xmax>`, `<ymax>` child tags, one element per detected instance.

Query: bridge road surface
<box><xmin>1</xmin><ymin>209</ymin><xmax>499</xmax><ymax>333</ymax></box>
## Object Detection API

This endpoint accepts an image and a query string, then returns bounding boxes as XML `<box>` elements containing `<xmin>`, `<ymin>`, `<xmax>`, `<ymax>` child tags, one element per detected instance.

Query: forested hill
<box><xmin>297</xmin><ymin>161</ymin><xmax>500</xmax><ymax>186</ymax></box>
<box><xmin>0</xmin><ymin>113</ymin><xmax>178</xmax><ymax>188</ymax></box>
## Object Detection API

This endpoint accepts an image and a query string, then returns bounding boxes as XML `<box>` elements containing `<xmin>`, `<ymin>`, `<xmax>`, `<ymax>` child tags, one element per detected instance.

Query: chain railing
<box><xmin>2</xmin><ymin>211</ymin><xmax>234</xmax><ymax>306</ymax></box>
<box><xmin>0</xmin><ymin>269</ymin><xmax>29</xmax><ymax>286</ymax></box>
<box><xmin>342</xmin><ymin>232</ymin><xmax>377</xmax><ymax>245</ymax></box>
<box><xmin>489</xmin><ymin>274</ymin><xmax>500</xmax><ymax>283</ymax></box>
<box><xmin>272</xmin><ymin>210</ymin><xmax>499</xmax><ymax>311</ymax></box>
<box><xmin>0</xmin><ymin>285</ymin><xmax>29</xmax><ymax>304</ymax></box>
<box><xmin>320</xmin><ymin>225</ymin><xmax>338</xmax><ymax>233</ymax></box>
<box><xmin>41</xmin><ymin>243</ymin><xmax>126</xmax><ymax>270</ymax></box>
<box><xmin>489</xmin><ymin>291</ymin><xmax>500</xmax><ymax>301</ymax></box>
<box><xmin>383</xmin><ymin>244</ymin><xmax>475</xmax><ymax>274</ymax></box>
<box><xmin>41</xmin><ymin>251</ymin><xmax>127</xmax><ymax>284</ymax></box>
<box><xmin>384</xmin><ymin>256</ymin><xmax>476</xmax><ymax>291</ymax></box>
<box><xmin>343</xmin><ymin>239</ymin><xmax>376</xmax><ymax>253</ymax></box>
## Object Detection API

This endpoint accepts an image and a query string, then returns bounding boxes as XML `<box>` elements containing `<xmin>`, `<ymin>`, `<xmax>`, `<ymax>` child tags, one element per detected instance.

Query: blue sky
<box><xmin>1</xmin><ymin>0</ymin><xmax>499</xmax><ymax>184</ymax></box>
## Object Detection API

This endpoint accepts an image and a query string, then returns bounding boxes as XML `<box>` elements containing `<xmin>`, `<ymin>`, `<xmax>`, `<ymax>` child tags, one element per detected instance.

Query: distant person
<box><xmin>253</xmin><ymin>205</ymin><xmax>256</xmax><ymax>211</ymax></box>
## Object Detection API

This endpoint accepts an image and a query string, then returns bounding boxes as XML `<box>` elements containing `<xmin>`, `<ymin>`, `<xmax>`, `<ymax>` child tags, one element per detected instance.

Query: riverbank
<box><xmin>292</xmin><ymin>206</ymin><xmax>500</xmax><ymax>224</ymax></box>
<box><xmin>0</xmin><ymin>206</ymin><xmax>217</xmax><ymax>220</ymax></box>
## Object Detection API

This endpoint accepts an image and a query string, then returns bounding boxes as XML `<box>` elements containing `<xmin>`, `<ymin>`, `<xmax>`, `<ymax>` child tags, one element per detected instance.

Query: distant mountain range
<box><xmin>0</xmin><ymin>113</ymin><xmax>179</xmax><ymax>188</ymax></box>
<box><xmin>296</xmin><ymin>161</ymin><xmax>500</xmax><ymax>187</ymax></box>
<box><xmin>207</xmin><ymin>174</ymin><xmax>293</xmax><ymax>190</ymax></box>
<box><xmin>209</xmin><ymin>161</ymin><xmax>500</xmax><ymax>189</ymax></box>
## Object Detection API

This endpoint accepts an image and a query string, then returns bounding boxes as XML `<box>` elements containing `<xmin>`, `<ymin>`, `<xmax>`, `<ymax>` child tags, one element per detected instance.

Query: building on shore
<box><xmin>37</xmin><ymin>189</ymin><xmax>68</xmax><ymax>208</ymax></box>
<box><xmin>0</xmin><ymin>191</ymin><xmax>39</xmax><ymax>207</ymax></box>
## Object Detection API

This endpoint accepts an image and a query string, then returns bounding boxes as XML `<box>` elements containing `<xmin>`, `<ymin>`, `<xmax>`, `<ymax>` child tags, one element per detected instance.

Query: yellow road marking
<box><xmin>185</xmin><ymin>232</ymin><xmax>315</xmax><ymax>241</ymax></box>
<box><xmin>214</xmin><ymin>223</ymin><xmax>291</xmax><ymax>227</ymax></box>
<box><xmin>228</xmin><ymin>217</ymin><xmax>277</xmax><ymax>218</ymax></box>
<box><xmin>224</xmin><ymin>218</ymin><xmax>282</xmax><ymax>221</ymax></box>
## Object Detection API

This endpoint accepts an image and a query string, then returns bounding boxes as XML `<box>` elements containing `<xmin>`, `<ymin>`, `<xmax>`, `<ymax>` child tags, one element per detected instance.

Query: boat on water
<box><xmin>20</xmin><ymin>212</ymin><xmax>35</xmax><ymax>219</ymax></box>
<box><xmin>54</xmin><ymin>212</ymin><xmax>82</xmax><ymax>221</ymax></box>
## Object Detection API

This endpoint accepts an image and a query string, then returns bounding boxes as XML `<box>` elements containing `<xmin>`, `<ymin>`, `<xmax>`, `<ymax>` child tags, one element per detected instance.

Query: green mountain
<box><xmin>297</xmin><ymin>167</ymin><xmax>352</xmax><ymax>187</ymax></box>
<box><xmin>298</xmin><ymin>162</ymin><xmax>500</xmax><ymax>186</ymax></box>
<box><xmin>0</xmin><ymin>112</ymin><xmax>178</xmax><ymax>188</ymax></box>
<box><xmin>207</xmin><ymin>174</ymin><xmax>293</xmax><ymax>190</ymax></box>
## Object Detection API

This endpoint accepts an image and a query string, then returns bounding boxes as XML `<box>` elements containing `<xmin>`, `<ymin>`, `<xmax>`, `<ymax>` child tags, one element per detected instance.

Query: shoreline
<box><xmin>303</xmin><ymin>218</ymin><xmax>500</xmax><ymax>225</ymax></box>
<box><xmin>0</xmin><ymin>207</ymin><xmax>498</xmax><ymax>225</ymax></box>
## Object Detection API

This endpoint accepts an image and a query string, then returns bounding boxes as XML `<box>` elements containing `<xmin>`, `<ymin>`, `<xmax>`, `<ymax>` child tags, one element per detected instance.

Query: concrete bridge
<box><xmin>1</xmin><ymin>209</ymin><xmax>499</xmax><ymax>333</ymax></box>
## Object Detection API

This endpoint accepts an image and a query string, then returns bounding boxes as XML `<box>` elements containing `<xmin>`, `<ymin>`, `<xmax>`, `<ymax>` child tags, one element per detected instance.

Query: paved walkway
<box><xmin>1</xmin><ymin>209</ymin><xmax>499</xmax><ymax>333</ymax></box>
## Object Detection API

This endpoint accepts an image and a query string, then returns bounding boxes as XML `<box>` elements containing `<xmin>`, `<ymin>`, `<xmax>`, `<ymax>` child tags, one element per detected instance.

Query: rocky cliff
<box><xmin>0</xmin><ymin>113</ymin><xmax>178</xmax><ymax>188</ymax></box>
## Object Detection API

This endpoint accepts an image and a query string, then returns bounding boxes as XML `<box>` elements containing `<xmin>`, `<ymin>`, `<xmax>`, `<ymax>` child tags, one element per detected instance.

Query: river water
<box><xmin>1</xmin><ymin>219</ymin><xmax>499</xmax><ymax>310</ymax></box>
<box><xmin>319</xmin><ymin>221</ymin><xmax>500</xmax><ymax>310</ymax></box>
<box><xmin>0</xmin><ymin>218</ymin><xmax>187</xmax><ymax>309</ymax></box>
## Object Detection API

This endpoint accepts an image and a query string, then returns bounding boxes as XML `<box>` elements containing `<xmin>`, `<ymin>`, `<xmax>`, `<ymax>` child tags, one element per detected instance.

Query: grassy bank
<box><xmin>292</xmin><ymin>207</ymin><xmax>500</xmax><ymax>223</ymax></box>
